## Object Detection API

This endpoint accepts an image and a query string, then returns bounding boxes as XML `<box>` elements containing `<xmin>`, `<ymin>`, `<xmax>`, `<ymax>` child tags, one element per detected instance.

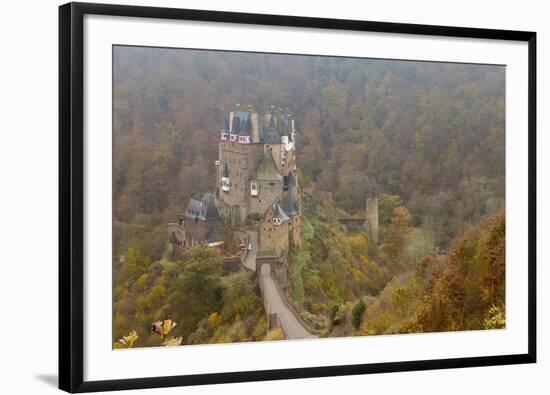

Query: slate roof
<box><xmin>264</xmin><ymin>130</ymin><xmax>282</xmax><ymax>144</ymax></box>
<box><xmin>220</xmin><ymin>114</ymin><xmax>230</xmax><ymax>132</ymax></box>
<box><xmin>266</xmin><ymin>114</ymin><xmax>278</xmax><ymax>131</ymax></box>
<box><xmin>265</xmin><ymin>112</ymin><xmax>293</xmax><ymax>133</ymax></box>
<box><xmin>184</xmin><ymin>192</ymin><xmax>221</xmax><ymax>221</ymax></box>
<box><xmin>231</xmin><ymin>111</ymin><xmax>253</xmax><ymax>136</ymax></box>
<box><xmin>220</xmin><ymin>106</ymin><xmax>293</xmax><ymax>144</ymax></box>
<box><xmin>283</xmin><ymin>188</ymin><xmax>298</xmax><ymax>217</ymax></box>
<box><xmin>220</xmin><ymin>109</ymin><xmax>296</xmax><ymax>144</ymax></box>
<box><xmin>255</xmin><ymin>151</ymin><xmax>282</xmax><ymax>181</ymax></box>
<box><xmin>271</xmin><ymin>199</ymin><xmax>290</xmax><ymax>223</ymax></box>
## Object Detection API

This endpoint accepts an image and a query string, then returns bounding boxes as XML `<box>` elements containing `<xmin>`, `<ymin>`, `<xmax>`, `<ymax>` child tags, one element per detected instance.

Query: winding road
<box><xmin>259</xmin><ymin>264</ymin><xmax>316</xmax><ymax>339</ymax></box>
<box><xmin>243</xmin><ymin>230</ymin><xmax>258</xmax><ymax>271</ymax></box>
<box><xmin>243</xmin><ymin>230</ymin><xmax>316</xmax><ymax>340</ymax></box>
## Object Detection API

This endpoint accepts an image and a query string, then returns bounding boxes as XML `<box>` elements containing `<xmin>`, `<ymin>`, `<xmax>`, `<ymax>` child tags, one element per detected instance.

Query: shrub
<box><xmin>351</xmin><ymin>299</ymin><xmax>367</xmax><ymax>330</ymax></box>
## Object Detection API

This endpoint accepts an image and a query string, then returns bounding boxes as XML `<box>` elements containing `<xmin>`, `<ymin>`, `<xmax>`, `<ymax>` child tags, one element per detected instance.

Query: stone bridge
<box><xmin>337</xmin><ymin>217</ymin><xmax>367</xmax><ymax>230</ymax></box>
<box><xmin>243</xmin><ymin>230</ymin><xmax>316</xmax><ymax>340</ymax></box>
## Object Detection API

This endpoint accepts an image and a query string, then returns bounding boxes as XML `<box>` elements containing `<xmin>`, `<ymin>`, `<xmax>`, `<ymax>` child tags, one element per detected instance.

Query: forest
<box><xmin>112</xmin><ymin>46</ymin><xmax>505</xmax><ymax>347</ymax></box>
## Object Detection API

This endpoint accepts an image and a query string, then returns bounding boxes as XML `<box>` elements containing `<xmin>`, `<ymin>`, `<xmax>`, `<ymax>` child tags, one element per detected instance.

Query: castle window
<box><xmin>251</xmin><ymin>181</ymin><xmax>258</xmax><ymax>197</ymax></box>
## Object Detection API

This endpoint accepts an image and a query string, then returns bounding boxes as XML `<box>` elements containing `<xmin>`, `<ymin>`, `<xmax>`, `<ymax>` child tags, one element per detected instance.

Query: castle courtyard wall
<box><xmin>217</xmin><ymin>141</ymin><xmax>264</xmax><ymax>224</ymax></box>
<box><xmin>183</xmin><ymin>218</ymin><xmax>221</xmax><ymax>245</ymax></box>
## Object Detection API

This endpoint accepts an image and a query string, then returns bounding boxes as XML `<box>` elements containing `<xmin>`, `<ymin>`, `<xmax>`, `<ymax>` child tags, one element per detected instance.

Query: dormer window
<box><xmin>250</xmin><ymin>181</ymin><xmax>258</xmax><ymax>197</ymax></box>
<box><xmin>221</xmin><ymin>177</ymin><xmax>230</xmax><ymax>192</ymax></box>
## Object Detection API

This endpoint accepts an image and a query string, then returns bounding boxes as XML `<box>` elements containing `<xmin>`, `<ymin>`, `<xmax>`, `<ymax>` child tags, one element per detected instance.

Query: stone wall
<box><xmin>183</xmin><ymin>218</ymin><xmax>222</xmax><ymax>245</ymax></box>
<box><xmin>166</xmin><ymin>222</ymin><xmax>184</xmax><ymax>244</ymax></box>
<box><xmin>259</xmin><ymin>210</ymin><xmax>289</xmax><ymax>258</ymax></box>
<box><xmin>232</xmin><ymin>228</ymin><xmax>249</xmax><ymax>246</ymax></box>
<box><xmin>216</xmin><ymin>141</ymin><xmax>264</xmax><ymax>225</ymax></box>
<box><xmin>290</xmin><ymin>215</ymin><xmax>302</xmax><ymax>249</ymax></box>
<box><xmin>249</xmin><ymin>179</ymin><xmax>283</xmax><ymax>217</ymax></box>
<box><xmin>272</xmin><ymin>262</ymin><xmax>289</xmax><ymax>292</ymax></box>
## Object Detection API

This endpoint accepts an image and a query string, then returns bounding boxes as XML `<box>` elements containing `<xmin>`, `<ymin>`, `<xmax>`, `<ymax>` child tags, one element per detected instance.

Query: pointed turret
<box><xmin>283</xmin><ymin>188</ymin><xmax>298</xmax><ymax>216</ymax></box>
<box><xmin>271</xmin><ymin>198</ymin><xmax>290</xmax><ymax>225</ymax></box>
<box><xmin>220</xmin><ymin>113</ymin><xmax>229</xmax><ymax>141</ymax></box>
<box><xmin>255</xmin><ymin>151</ymin><xmax>283</xmax><ymax>181</ymax></box>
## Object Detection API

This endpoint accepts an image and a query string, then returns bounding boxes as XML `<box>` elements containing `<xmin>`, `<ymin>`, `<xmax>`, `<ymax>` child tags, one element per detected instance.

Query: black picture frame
<box><xmin>59</xmin><ymin>2</ymin><xmax>537</xmax><ymax>393</ymax></box>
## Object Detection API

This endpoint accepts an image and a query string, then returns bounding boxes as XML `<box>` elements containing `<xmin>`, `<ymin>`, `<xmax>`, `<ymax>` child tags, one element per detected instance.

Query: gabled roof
<box><xmin>240</xmin><ymin>116</ymin><xmax>252</xmax><ymax>137</ymax></box>
<box><xmin>255</xmin><ymin>151</ymin><xmax>282</xmax><ymax>181</ymax></box>
<box><xmin>266</xmin><ymin>115</ymin><xmax>277</xmax><ymax>131</ymax></box>
<box><xmin>183</xmin><ymin>192</ymin><xmax>221</xmax><ymax>221</ymax></box>
<box><xmin>231</xmin><ymin>111</ymin><xmax>252</xmax><ymax>136</ymax></box>
<box><xmin>201</xmin><ymin>193</ymin><xmax>221</xmax><ymax>220</ymax></box>
<box><xmin>184</xmin><ymin>198</ymin><xmax>203</xmax><ymax>218</ymax></box>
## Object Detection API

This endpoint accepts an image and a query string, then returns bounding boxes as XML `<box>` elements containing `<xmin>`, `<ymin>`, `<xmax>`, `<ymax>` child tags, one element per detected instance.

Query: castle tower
<box><xmin>365</xmin><ymin>198</ymin><xmax>379</xmax><ymax>244</ymax></box>
<box><xmin>249</xmin><ymin>150</ymin><xmax>284</xmax><ymax>216</ymax></box>
<box><xmin>216</xmin><ymin>107</ymin><xmax>296</xmax><ymax>227</ymax></box>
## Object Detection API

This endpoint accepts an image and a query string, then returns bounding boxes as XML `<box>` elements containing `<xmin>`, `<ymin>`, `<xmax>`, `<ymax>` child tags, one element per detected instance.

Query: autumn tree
<box><xmin>382</xmin><ymin>207</ymin><xmax>412</xmax><ymax>261</ymax></box>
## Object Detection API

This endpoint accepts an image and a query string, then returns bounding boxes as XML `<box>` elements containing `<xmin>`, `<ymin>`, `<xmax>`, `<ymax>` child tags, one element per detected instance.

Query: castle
<box><xmin>216</xmin><ymin>107</ymin><xmax>302</xmax><ymax>259</ymax></box>
<box><xmin>168</xmin><ymin>106</ymin><xmax>380</xmax><ymax>261</ymax></box>
<box><xmin>169</xmin><ymin>106</ymin><xmax>302</xmax><ymax>261</ymax></box>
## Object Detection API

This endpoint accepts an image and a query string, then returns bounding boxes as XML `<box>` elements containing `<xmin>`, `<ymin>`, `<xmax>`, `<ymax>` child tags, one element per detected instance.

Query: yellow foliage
<box><xmin>264</xmin><ymin>327</ymin><xmax>285</xmax><ymax>341</ymax></box>
<box><xmin>114</xmin><ymin>330</ymin><xmax>139</xmax><ymax>348</ymax></box>
<box><xmin>252</xmin><ymin>316</ymin><xmax>267</xmax><ymax>340</ymax></box>
<box><xmin>132</xmin><ymin>273</ymin><xmax>150</xmax><ymax>292</ymax></box>
<box><xmin>163</xmin><ymin>336</ymin><xmax>183</xmax><ymax>346</ymax></box>
<box><xmin>151</xmin><ymin>319</ymin><xmax>177</xmax><ymax>338</ymax></box>
<box><xmin>207</xmin><ymin>312</ymin><xmax>222</xmax><ymax>329</ymax></box>
<box><xmin>163</xmin><ymin>319</ymin><xmax>176</xmax><ymax>336</ymax></box>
